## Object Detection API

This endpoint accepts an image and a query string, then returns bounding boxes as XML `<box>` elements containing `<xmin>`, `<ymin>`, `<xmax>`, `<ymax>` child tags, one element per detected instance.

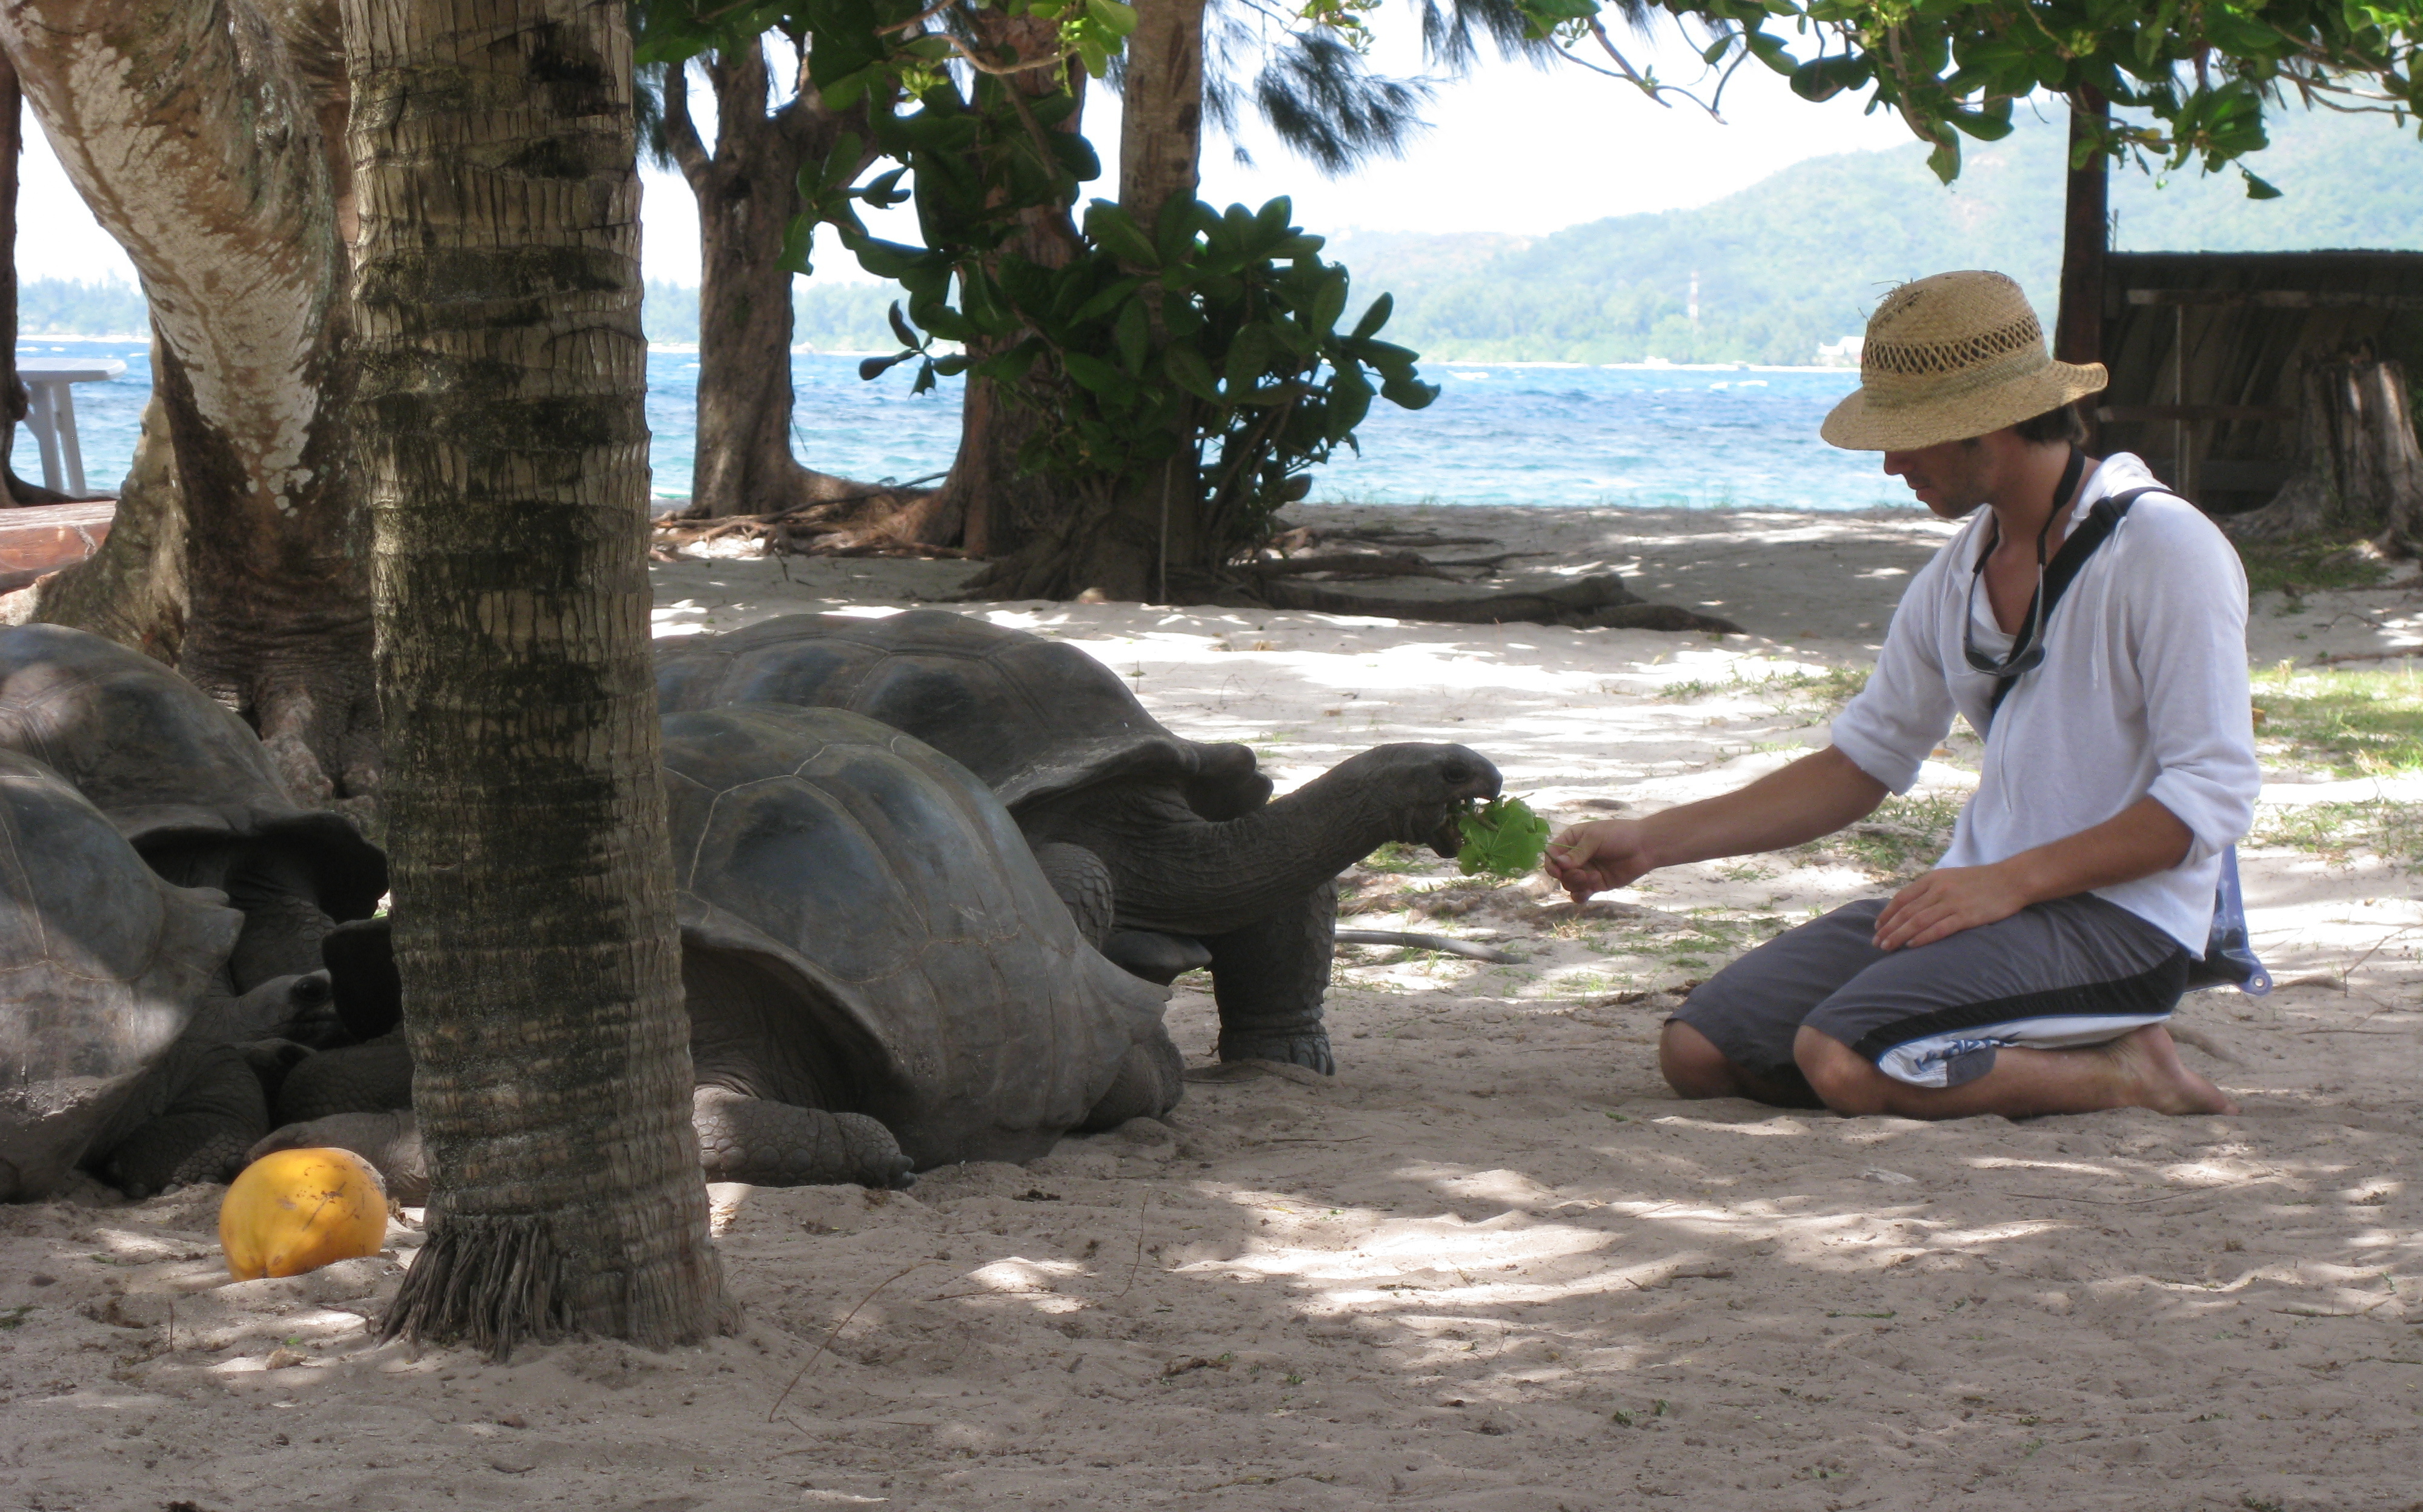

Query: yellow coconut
<box><xmin>219</xmin><ymin>1147</ymin><xmax>390</xmax><ymax>1280</ymax></box>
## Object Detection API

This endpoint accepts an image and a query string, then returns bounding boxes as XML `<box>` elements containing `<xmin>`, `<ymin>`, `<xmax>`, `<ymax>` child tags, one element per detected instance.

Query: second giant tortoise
<box><xmin>655</xmin><ymin>610</ymin><xmax>1501</xmax><ymax>1072</ymax></box>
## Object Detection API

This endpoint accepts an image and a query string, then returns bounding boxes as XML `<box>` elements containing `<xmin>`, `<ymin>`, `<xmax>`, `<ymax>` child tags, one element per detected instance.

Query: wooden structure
<box><xmin>2087</xmin><ymin>251</ymin><xmax>2423</xmax><ymax>516</ymax></box>
<box><xmin>0</xmin><ymin>500</ymin><xmax>111</xmax><ymax>593</ymax></box>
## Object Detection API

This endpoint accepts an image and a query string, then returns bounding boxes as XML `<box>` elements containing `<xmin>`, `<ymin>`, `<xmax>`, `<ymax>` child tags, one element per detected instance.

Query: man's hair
<box><xmin>2013</xmin><ymin>403</ymin><xmax>2089</xmax><ymax>446</ymax></box>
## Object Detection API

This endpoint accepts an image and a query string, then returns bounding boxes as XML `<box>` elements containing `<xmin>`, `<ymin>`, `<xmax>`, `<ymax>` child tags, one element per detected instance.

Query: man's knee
<box><xmin>1793</xmin><ymin>1026</ymin><xmax>1891</xmax><ymax>1114</ymax></box>
<box><xmin>1659</xmin><ymin>1021</ymin><xmax>1739</xmax><ymax>1099</ymax></box>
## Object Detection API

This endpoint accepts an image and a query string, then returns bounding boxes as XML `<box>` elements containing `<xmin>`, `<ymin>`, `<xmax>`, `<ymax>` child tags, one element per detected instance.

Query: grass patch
<box><xmin>2250</xmin><ymin>663</ymin><xmax>2423</xmax><ymax>778</ymax></box>
<box><xmin>2235</xmin><ymin>537</ymin><xmax>2391</xmax><ymax>597</ymax></box>
<box><xmin>2250</xmin><ymin>799</ymin><xmax>2423</xmax><ymax>870</ymax></box>
<box><xmin>1795</xmin><ymin>791</ymin><xmax>1966</xmax><ymax>881</ymax></box>
<box><xmin>1358</xmin><ymin>841</ymin><xmax>1436</xmax><ymax>874</ymax></box>
<box><xmin>1657</xmin><ymin>665</ymin><xmax>1870</xmax><ymax>721</ymax></box>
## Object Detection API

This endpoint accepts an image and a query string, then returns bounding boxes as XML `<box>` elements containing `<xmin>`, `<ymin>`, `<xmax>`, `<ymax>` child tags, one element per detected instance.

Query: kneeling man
<box><xmin>1548</xmin><ymin>271</ymin><xmax>2256</xmax><ymax>1119</ymax></box>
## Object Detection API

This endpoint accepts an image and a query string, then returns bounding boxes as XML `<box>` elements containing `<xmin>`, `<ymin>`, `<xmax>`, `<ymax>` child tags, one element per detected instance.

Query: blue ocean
<box><xmin>15</xmin><ymin>340</ymin><xmax>1907</xmax><ymax>512</ymax></box>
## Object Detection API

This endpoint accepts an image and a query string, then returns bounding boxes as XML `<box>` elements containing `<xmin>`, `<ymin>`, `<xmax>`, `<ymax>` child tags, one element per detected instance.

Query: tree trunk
<box><xmin>0</xmin><ymin>45</ymin><xmax>62</xmax><ymax>506</ymax></box>
<box><xmin>0</xmin><ymin>0</ymin><xmax>375</xmax><ymax>807</ymax></box>
<box><xmin>962</xmin><ymin>0</ymin><xmax>1208</xmax><ymax>602</ymax></box>
<box><xmin>930</xmin><ymin>13</ymin><xmax>1086</xmax><ymax>560</ymax></box>
<box><xmin>2054</xmin><ymin>88</ymin><xmax>2107</xmax><ymax>372</ymax></box>
<box><xmin>2230</xmin><ymin>351</ymin><xmax>2423</xmax><ymax>553</ymax></box>
<box><xmin>660</xmin><ymin>42</ymin><xmax>896</xmax><ymax>520</ymax></box>
<box><xmin>347</xmin><ymin>0</ymin><xmax>728</xmax><ymax>1354</ymax></box>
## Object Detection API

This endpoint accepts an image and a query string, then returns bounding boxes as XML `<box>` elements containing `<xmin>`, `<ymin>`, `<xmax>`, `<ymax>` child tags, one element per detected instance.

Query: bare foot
<box><xmin>2105</xmin><ymin>1024</ymin><xmax>2238</xmax><ymax>1116</ymax></box>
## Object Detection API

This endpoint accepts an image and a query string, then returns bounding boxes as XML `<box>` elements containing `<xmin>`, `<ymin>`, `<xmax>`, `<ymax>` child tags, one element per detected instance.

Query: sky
<box><xmin>13</xmin><ymin>10</ymin><xmax>1915</xmax><ymax>289</ymax></box>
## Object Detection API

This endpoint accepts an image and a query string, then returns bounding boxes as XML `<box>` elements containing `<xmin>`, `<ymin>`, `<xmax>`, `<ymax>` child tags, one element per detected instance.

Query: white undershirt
<box><xmin>1829</xmin><ymin>452</ymin><xmax>2262</xmax><ymax>955</ymax></box>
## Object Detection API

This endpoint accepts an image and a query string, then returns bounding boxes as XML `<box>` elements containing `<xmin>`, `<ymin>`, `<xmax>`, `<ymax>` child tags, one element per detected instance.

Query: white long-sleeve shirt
<box><xmin>1829</xmin><ymin>451</ymin><xmax>2262</xmax><ymax>955</ymax></box>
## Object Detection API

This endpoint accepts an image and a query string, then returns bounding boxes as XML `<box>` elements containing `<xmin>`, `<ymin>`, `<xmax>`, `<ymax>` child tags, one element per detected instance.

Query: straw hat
<box><xmin>1821</xmin><ymin>271</ymin><xmax>2107</xmax><ymax>451</ymax></box>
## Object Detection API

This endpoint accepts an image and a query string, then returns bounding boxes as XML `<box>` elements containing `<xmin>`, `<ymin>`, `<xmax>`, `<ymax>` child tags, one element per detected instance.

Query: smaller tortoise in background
<box><xmin>0</xmin><ymin>625</ymin><xmax>385</xmax><ymax>1001</ymax></box>
<box><xmin>0</xmin><ymin>751</ymin><xmax>236</xmax><ymax>1199</ymax></box>
<box><xmin>263</xmin><ymin>706</ymin><xmax>1182</xmax><ymax>1191</ymax></box>
<box><xmin>656</xmin><ymin>610</ymin><xmax>1502</xmax><ymax>1073</ymax></box>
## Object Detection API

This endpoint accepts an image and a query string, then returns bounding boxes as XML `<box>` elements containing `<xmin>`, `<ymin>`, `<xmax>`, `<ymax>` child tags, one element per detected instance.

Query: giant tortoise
<box><xmin>262</xmin><ymin>705</ymin><xmax>1183</xmax><ymax>1190</ymax></box>
<box><xmin>0</xmin><ymin>625</ymin><xmax>385</xmax><ymax>1000</ymax></box>
<box><xmin>654</xmin><ymin>610</ymin><xmax>1502</xmax><ymax>1073</ymax></box>
<box><xmin>0</xmin><ymin>749</ymin><xmax>237</xmax><ymax>1199</ymax></box>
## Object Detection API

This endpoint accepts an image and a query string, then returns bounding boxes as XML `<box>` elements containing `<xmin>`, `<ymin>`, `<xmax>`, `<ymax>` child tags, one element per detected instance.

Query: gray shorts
<box><xmin>1673</xmin><ymin>895</ymin><xmax>2189</xmax><ymax>1093</ymax></box>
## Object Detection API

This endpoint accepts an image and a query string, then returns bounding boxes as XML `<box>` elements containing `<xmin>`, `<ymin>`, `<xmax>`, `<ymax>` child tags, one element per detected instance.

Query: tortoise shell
<box><xmin>656</xmin><ymin>610</ymin><xmax>1271</xmax><ymax>820</ymax></box>
<box><xmin>0</xmin><ymin>625</ymin><xmax>385</xmax><ymax>920</ymax></box>
<box><xmin>0</xmin><ymin>749</ymin><xmax>242</xmax><ymax>1201</ymax></box>
<box><xmin>662</xmin><ymin>705</ymin><xmax>1174</xmax><ymax>1168</ymax></box>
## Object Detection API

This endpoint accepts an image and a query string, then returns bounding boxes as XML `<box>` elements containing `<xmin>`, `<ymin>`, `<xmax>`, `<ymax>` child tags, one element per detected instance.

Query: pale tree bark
<box><xmin>2230</xmin><ymin>350</ymin><xmax>2423</xmax><ymax>555</ymax></box>
<box><xmin>0</xmin><ymin>0</ymin><xmax>375</xmax><ymax>807</ymax></box>
<box><xmin>659</xmin><ymin>40</ymin><xmax>880</xmax><ymax>519</ymax></box>
<box><xmin>345</xmin><ymin>0</ymin><xmax>727</xmax><ymax>1353</ymax></box>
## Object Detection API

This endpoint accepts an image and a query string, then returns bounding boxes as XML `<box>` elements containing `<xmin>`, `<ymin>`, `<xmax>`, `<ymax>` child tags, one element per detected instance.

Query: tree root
<box><xmin>651</xmin><ymin>471</ymin><xmax>966</xmax><ymax>561</ymax></box>
<box><xmin>382</xmin><ymin>1211</ymin><xmax>573</xmax><ymax>1362</ymax></box>
<box><xmin>1335</xmin><ymin>929</ymin><xmax>1523</xmax><ymax>964</ymax></box>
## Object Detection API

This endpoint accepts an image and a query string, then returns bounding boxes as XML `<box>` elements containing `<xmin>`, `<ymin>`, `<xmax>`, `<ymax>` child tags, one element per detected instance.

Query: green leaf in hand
<box><xmin>1457</xmin><ymin>796</ymin><xmax>1551</xmax><ymax>880</ymax></box>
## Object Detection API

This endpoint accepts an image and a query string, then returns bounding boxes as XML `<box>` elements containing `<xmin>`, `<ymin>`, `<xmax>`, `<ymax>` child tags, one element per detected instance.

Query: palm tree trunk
<box><xmin>0</xmin><ymin>0</ymin><xmax>374</xmax><ymax>807</ymax></box>
<box><xmin>345</xmin><ymin>0</ymin><xmax>727</xmax><ymax>1354</ymax></box>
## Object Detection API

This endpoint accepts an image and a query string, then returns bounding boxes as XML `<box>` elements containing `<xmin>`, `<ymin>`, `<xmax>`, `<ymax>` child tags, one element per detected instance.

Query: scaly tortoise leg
<box><xmin>1203</xmin><ymin>881</ymin><xmax>1337</xmax><ymax>1075</ymax></box>
<box><xmin>691</xmin><ymin>1087</ymin><xmax>913</xmax><ymax>1189</ymax></box>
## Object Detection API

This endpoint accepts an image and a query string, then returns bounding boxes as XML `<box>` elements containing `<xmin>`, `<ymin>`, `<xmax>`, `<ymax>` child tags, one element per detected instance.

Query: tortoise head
<box><xmin>1325</xmin><ymin>743</ymin><xmax>1503</xmax><ymax>855</ymax></box>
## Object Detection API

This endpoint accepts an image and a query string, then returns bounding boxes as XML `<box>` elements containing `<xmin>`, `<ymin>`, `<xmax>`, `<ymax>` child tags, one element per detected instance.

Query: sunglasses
<box><xmin>1963</xmin><ymin>447</ymin><xmax>2087</xmax><ymax>682</ymax></box>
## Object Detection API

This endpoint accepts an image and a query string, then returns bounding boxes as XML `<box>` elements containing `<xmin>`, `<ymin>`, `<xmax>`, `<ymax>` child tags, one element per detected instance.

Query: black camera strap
<box><xmin>1983</xmin><ymin>485</ymin><xmax>2165</xmax><ymax>724</ymax></box>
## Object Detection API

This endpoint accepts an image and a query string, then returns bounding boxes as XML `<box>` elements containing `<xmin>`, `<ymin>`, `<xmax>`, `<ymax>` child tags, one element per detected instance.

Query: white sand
<box><xmin>5</xmin><ymin>504</ymin><xmax>2419</xmax><ymax>1511</ymax></box>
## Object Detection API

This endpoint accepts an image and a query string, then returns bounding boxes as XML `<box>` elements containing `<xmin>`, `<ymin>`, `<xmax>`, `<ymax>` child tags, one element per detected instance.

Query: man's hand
<box><xmin>1871</xmin><ymin>863</ymin><xmax>2032</xmax><ymax>951</ymax></box>
<box><xmin>1544</xmin><ymin>820</ymin><xmax>1657</xmax><ymax>904</ymax></box>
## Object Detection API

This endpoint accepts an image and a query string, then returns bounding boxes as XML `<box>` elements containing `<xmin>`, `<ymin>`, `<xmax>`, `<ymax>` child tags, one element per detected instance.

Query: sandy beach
<box><xmin>5</xmin><ymin>502</ymin><xmax>2420</xmax><ymax>1512</ymax></box>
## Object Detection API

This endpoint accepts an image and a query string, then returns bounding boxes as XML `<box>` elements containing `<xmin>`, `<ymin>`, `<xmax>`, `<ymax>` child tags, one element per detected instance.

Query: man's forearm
<box><xmin>1640</xmin><ymin>746</ymin><xmax>1891</xmax><ymax>869</ymax></box>
<box><xmin>1995</xmin><ymin>795</ymin><xmax>2195</xmax><ymax>905</ymax></box>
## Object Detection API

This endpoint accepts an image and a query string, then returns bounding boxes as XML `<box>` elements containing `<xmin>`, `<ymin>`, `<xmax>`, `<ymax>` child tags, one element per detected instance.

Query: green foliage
<box><xmin>1457</xmin><ymin>795</ymin><xmax>1552</xmax><ymax>878</ymax></box>
<box><xmin>1531</xmin><ymin>0</ymin><xmax>2423</xmax><ymax>185</ymax></box>
<box><xmin>860</xmin><ymin>194</ymin><xmax>1434</xmax><ymax>551</ymax></box>
<box><xmin>2250</xmin><ymin>663</ymin><xmax>2423</xmax><ymax>778</ymax></box>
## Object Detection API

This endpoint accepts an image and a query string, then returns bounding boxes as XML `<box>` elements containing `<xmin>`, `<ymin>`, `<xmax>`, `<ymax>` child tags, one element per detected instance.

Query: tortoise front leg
<box><xmin>692</xmin><ymin>1087</ymin><xmax>913</xmax><ymax>1189</ymax></box>
<box><xmin>96</xmin><ymin>1046</ymin><xmax>270</xmax><ymax>1197</ymax></box>
<box><xmin>1203</xmin><ymin>881</ymin><xmax>1336</xmax><ymax>1075</ymax></box>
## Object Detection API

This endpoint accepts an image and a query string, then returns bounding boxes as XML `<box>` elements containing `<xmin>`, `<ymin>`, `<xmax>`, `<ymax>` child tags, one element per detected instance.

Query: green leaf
<box><xmin>886</xmin><ymin>301</ymin><xmax>920</xmax><ymax>351</ymax></box>
<box><xmin>1085</xmin><ymin>0</ymin><xmax>1139</xmax><ymax>36</ymax></box>
<box><xmin>2242</xmin><ymin>168</ymin><xmax>2283</xmax><ymax>200</ymax></box>
<box><xmin>1083</xmin><ymin>202</ymin><xmax>1161</xmax><ymax>267</ymax></box>
<box><xmin>1381</xmin><ymin>371</ymin><xmax>1440</xmax><ymax>411</ymax></box>
<box><xmin>1457</xmin><ymin>797</ymin><xmax>1551</xmax><ymax>880</ymax></box>
<box><xmin>1114</xmin><ymin>297</ymin><xmax>1151</xmax><ymax>374</ymax></box>
<box><xmin>1161</xmin><ymin>342</ymin><xmax>1221</xmax><ymax>403</ymax></box>
<box><xmin>1061</xmin><ymin>350</ymin><xmax>1126</xmax><ymax>396</ymax></box>
<box><xmin>1350</xmin><ymin>293</ymin><xmax>1394</xmax><ymax>342</ymax></box>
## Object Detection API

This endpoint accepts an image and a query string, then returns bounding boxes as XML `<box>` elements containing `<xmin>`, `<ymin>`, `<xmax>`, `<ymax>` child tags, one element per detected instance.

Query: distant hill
<box><xmin>16</xmin><ymin>278</ymin><xmax>147</xmax><ymax>336</ymax></box>
<box><xmin>21</xmin><ymin>107</ymin><xmax>2421</xmax><ymax>363</ymax></box>
<box><xmin>1326</xmin><ymin>106</ymin><xmax>2423</xmax><ymax>365</ymax></box>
